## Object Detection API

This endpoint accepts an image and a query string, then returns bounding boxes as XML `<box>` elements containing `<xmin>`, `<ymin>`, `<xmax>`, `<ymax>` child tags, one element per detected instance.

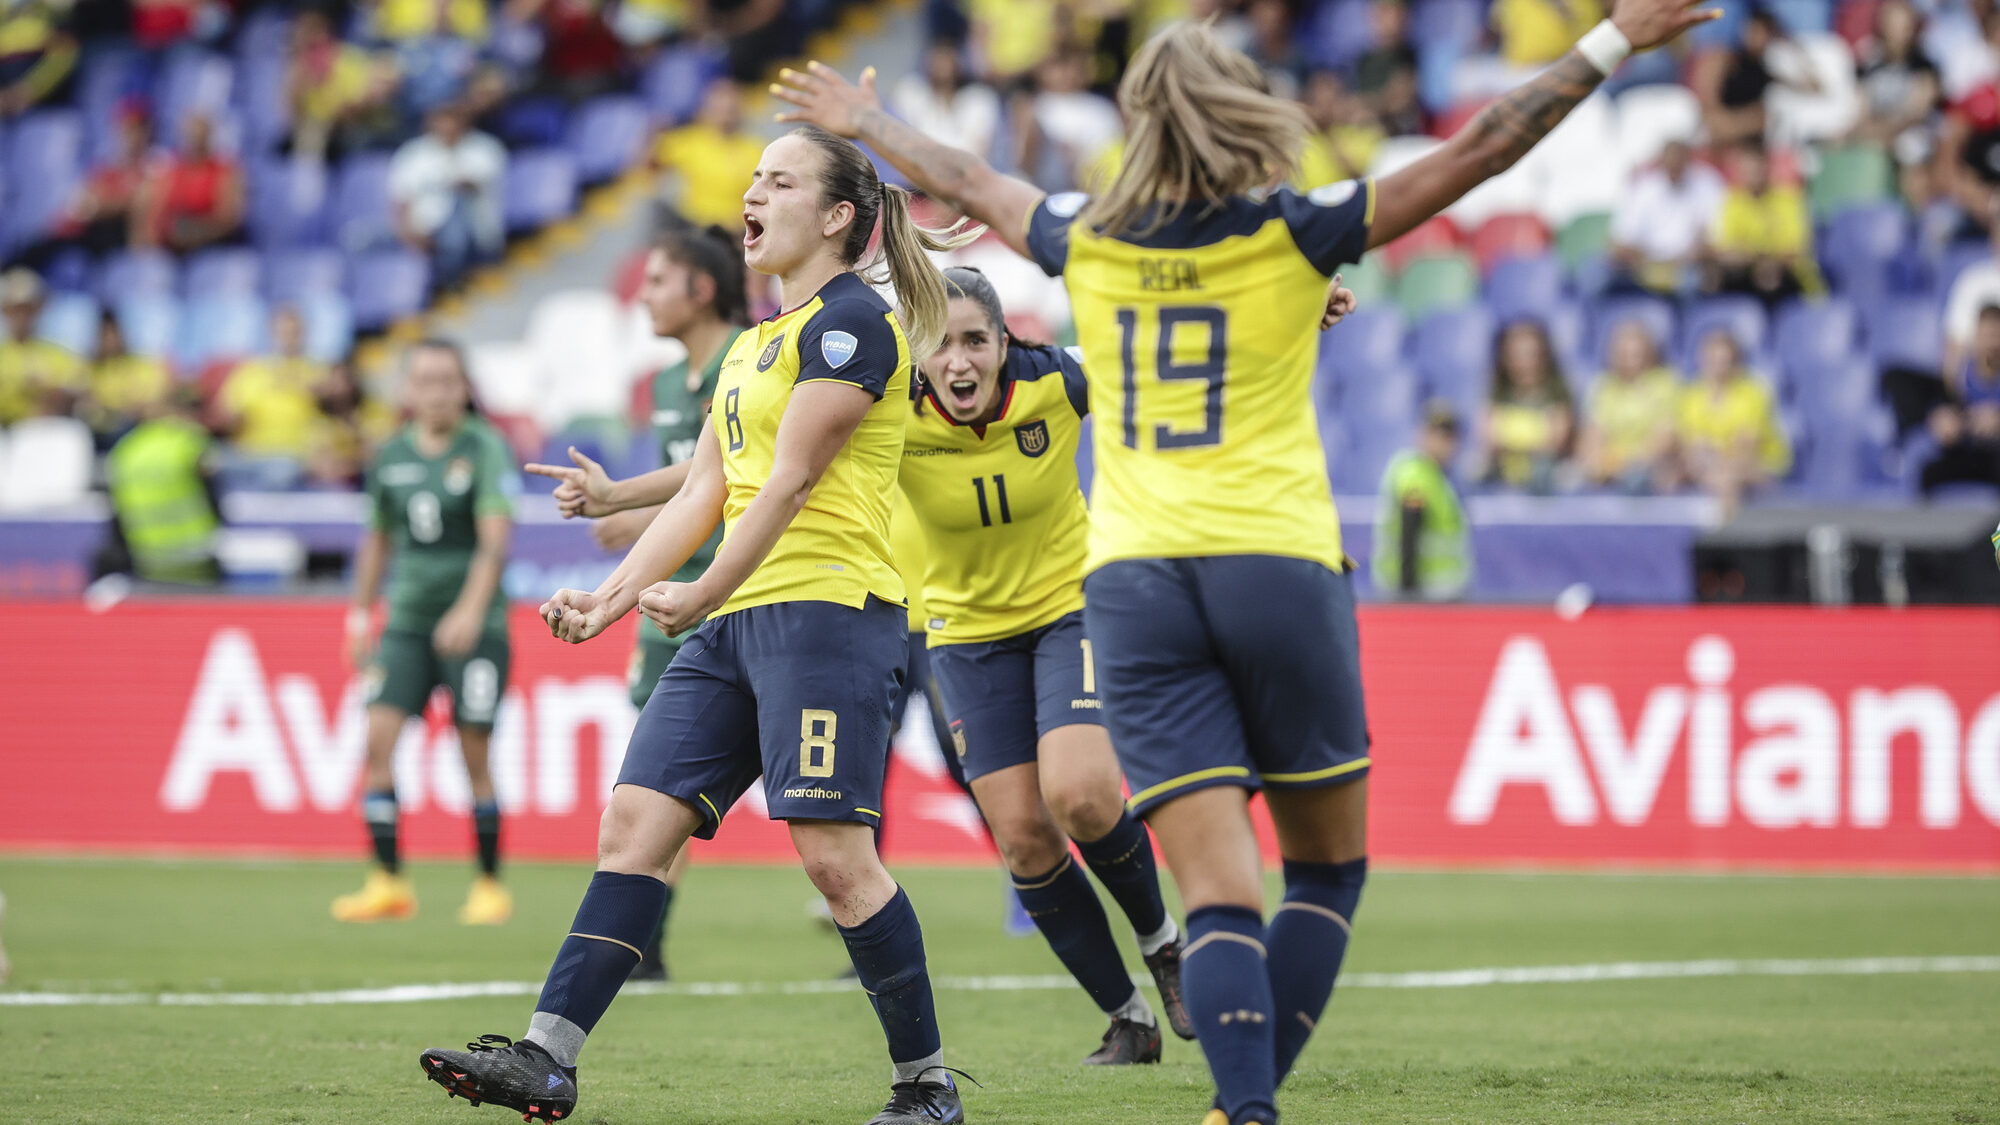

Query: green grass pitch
<box><xmin>2</xmin><ymin>856</ymin><xmax>1997</xmax><ymax>1123</ymax></box>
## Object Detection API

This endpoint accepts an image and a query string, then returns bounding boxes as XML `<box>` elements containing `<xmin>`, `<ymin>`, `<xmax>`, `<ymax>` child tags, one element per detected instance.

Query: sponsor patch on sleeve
<box><xmin>820</xmin><ymin>330</ymin><xmax>859</xmax><ymax>369</ymax></box>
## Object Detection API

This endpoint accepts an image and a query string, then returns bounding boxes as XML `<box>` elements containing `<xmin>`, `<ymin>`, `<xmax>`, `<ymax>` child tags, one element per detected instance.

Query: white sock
<box><xmin>893</xmin><ymin>1049</ymin><xmax>946</xmax><ymax>1085</ymax></box>
<box><xmin>1137</xmin><ymin>917</ymin><xmax>1179</xmax><ymax>957</ymax></box>
<box><xmin>1111</xmin><ymin>989</ymin><xmax>1157</xmax><ymax>1027</ymax></box>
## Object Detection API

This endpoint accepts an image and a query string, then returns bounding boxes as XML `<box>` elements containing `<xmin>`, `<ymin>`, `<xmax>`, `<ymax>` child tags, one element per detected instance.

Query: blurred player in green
<box><xmin>525</xmin><ymin>226</ymin><xmax>749</xmax><ymax>975</ymax></box>
<box><xmin>335</xmin><ymin>339</ymin><xmax>520</xmax><ymax>925</ymax></box>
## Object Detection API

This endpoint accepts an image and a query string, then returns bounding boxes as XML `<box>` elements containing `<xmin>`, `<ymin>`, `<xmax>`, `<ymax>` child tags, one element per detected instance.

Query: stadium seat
<box><xmin>566</xmin><ymin>96</ymin><xmax>650</xmax><ymax>184</ymax></box>
<box><xmin>346</xmin><ymin>249</ymin><xmax>430</xmax><ymax>331</ymax></box>
<box><xmin>641</xmin><ymin>43</ymin><xmax>726</xmax><ymax>125</ymax></box>
<box><xmin>183</xmin><ymin>248</ymin><xmax>263</xmax><ymax>296</ymax></box>
<box><xmin>246</xmin><ymin>157</ymin><xmax>331</xmax><ymax>249</ymax></box>
<box><xmin>295</xmin><ymin>291</ymin><xmax>354</xmax><ymax>362</ymax></box>
<box><xmin>503</xmin><ymin>148</ymin><xmax>580</xmax><ymax>235</ymax></box>
<box><xmin>1301</xmin><ymin>0</ymin><xmax>1372</xmax><ymax>69</ymax></box>
<box><xmin>1542</xmin><ymin>301</ymin><xmax>1588</xmax><ymax>385</ymax></box>
<box><xmin>495</xmin><ymin>96</ymin><xmax>570</xmax><ymax>148</ymax></box>
<box><xmin>235</xmin><ymin>53</ymin><xmax>291</xmax><ymax>154</ymax></box>
<box><xmin>1821</xmin><ymin>202</ymin><xmax>1906</xmax><ymax>299</ymax></box>
<box><xmin>264</xmin><ymin>247</ymin><xmax>346</xmax><ymax>305</ymax></box>
<box><xmin>77</xmin><ymin>49</ymin><xmax>142</xmax><ymax>131</ymax></box>
<box><xmin>1809</xmin><ymin>144</ymin><xmax>1892</xmax><ymax>218</ymax></box>
<box><xmin>1326</xmin><ymin>306</ymin><xmax>1405</xmax><ymax>377</ymax></box>
<box><xmin>1394</xmin><ymin>252</ymin><xmax>1480</xmax><ymax>318</ymax></box>
<box><xmin>1934</xmin><ymin>241</ymin><xmax>1993</xmax><ymax>301</ymax></box>
<box><xmin>1587</xmin><ymin>295</ymin><xmax>1675</xmax><ymax>368</ymax></box>
<box><xmin>1774</xmin><ymin>298</ymin><xmax>1859</xmax><ymax>382</ymax></box>
<box><xmin>36</xmin><ymin>292</ymin><xmax>101</xmax><ymax>359</ymax></box>
<box><xmin>98</xmin><ymin>250</ymin><xmax>178</xmax><ymax>303</ymax></box>
<box><xmin>1792</xmin><ymin>404</ymin><xmax>1891</xmax><ymax>498</ymax></box>
<box><xmin>1410</xmin><ymin>306</ymin><xmax>1494</xmax><ymax>403</ymax></box>
<box><xmin>5</xmin><ymin>110</ymin><xmax>84</xmax><ymax>245</ymax></box>
<box><xmin>1408</xmin><ymin>0</ymin><xmax>1484</xmax><ymax>50</ymax></box>
<box><xmin>1797</xmin><ymin>355</ymin><xmax>1878</xmax><ymax>421</ymax></box>
<box><xmin>153</xmin><ymin>49</ymin><xmax>234</xmax><ymax>135</ymax></box>
<box><xmin>1340</xmin><ymin>253</ymin><xmax>1392</xmax><ymax>308</ymax></box>
<box><xmin>1483</xmin><ymin>253</ymin><xmax>1563</xmax><ymax>321</ymax></box>
<box><xmin>1867</xmin><ymin>297</ymin><xmax>1943</xmax><ymax>372</ymax></box>
<box><xmin>1555</xmin><ymin>213</ymin><xmax>1612</xmax><ymax>273</ymax></box>
<box><xmin>1378</xmin><ymin>215</ymin><xmax>1461</xmax><ymax>272</ymax></box>
<box><xmin>1680</xmin><ymin>296</ymin><xmax>1769</xmax><ymax>363</ymax></box>
<box><xmin>331</xmin><ymin>153</ymin><xmax>396</xmax><ymax>250</ymax></box>
<box><xmin>175</xmin><ymin>293</ymin><xmax>268</xmax><ymax>368</ymax></box>
<box><xmin>0</xmin><ymin>415</ymin><xmax>94</xmax><ymax>511</ymax></box>
<box><xmin>1613</xmin><ymin>85</ymin><xmax>1702</xmax><ymax>168</ymax></box>
<box><xmin>115</xmin><ymin>293</ymin><xmax>181</xmax><ymax>359</ymax></box>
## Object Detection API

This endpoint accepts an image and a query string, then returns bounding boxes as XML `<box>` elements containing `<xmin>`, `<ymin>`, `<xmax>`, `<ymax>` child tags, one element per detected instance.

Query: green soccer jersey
<box><xmin>640</xmin><ymin>330</ymin><xmax>739</xmax><ymax>649</ymax></box>
<box><xmin>367</xmin><ymin>415</ymin><xmax>519</xmax><ymax>635</ymax></box>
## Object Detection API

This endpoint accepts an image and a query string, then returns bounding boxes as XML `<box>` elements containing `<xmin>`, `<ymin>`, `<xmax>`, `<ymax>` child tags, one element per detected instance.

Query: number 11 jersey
<box><xmin>1022</xmin><ymin>181</ymin><xmax>1374</xmax><ymax>574</ymax></box>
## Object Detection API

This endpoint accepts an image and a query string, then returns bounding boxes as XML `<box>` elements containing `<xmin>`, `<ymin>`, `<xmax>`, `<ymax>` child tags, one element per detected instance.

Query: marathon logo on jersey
<box><xmin>757</xmin><ymin>332</ymin><xmax>786</xmax><ymax>372</ymax></box>
<box><xmin>1015</xmin><ymin>419</ymin><xmax>1050</xmax><ymax>458</ymax></box>
<box><xmin>819</xmin><ymin>330</ymin><xmax>859</xmax><ymax>370</ymax></box>
<box><xmin>443</xmin><ymin>457</ymin><xmax>474</xmax><ymax>495</ymax></box>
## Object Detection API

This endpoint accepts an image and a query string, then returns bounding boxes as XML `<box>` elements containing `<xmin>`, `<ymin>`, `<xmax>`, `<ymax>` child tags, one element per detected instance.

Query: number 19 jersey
<box><xmin>1023</xmin><ymin>181</ymin><xmax>1374</xmax><ymax>573</ymax></box>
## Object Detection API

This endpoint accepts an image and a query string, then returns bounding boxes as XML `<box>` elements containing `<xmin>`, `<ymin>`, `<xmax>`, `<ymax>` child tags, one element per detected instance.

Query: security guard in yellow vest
<box><xmin>104</xmin><ymin>391</ymin><xmax>221</xmax><ymax>584</ymax></box>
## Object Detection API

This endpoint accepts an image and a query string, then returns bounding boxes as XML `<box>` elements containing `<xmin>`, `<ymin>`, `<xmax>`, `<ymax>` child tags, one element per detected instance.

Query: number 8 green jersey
<box><xmin>366</xmin><ymin>416</ymin><xmax>519</xmax><ymax>634</ymax></box>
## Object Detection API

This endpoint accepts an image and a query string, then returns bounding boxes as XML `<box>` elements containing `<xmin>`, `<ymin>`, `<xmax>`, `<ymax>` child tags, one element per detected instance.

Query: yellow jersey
<box><xmin>889</xmin><ymin>487</ymin><xmax>931</xmax><ymax>633</ymax></box>
<box><xmin>711</xmin><ymin>271</ymin><xmax>910</xmax><ymax>617</ymax></box>
<box><xmin>1023</xmin><ymin>182</ymin><xmax>1375</xmax><ymax>573</ymax></box>
<box><xmin>0</xmin><ymin>337</ymin><xmax>87</xmax><ymax>425</ymax></box>
<box><xmin>899</xmin><ymin>341</ymin><xmax>1091</xmax><ymax>645</ymax></box>
<box><xmin>220</xmin><ymin>355</ymin><xmax>329</xmax><ymax>459</ymax></box>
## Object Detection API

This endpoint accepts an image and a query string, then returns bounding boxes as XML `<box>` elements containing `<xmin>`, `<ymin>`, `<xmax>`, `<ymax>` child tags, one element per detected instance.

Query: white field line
<box><xmin>4</xmin><ymin>956</ymin><xmax>1998</xmax><ymax>1008</ymax></box>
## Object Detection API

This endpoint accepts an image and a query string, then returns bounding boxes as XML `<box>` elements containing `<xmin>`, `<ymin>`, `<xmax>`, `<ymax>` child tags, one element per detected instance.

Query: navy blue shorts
<box><xmin>617</xmin><ymin>597</ymin><xmax>907</xmax><ymax>838</ymax></box>
<box><xmin>927</xmin><ymin>610</ymin><xmax>1101</xmax><ymax>783</ymax></box>
<box><xmin>1083</xmin><ymin>557</ymin><xmax>1370</xmax><ymax>817</ymax></box>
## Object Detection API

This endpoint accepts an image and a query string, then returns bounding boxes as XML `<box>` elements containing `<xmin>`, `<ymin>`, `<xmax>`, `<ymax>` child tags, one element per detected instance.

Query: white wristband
<box><xmin>346</xmin><ymin>606</ymin><xmax>371</xmax><ymax>634</ymax></box>
<box><xmin>1577</xmin><ymin>20</ymin><xmax>1632</xmax><ymax>76</ymax></box>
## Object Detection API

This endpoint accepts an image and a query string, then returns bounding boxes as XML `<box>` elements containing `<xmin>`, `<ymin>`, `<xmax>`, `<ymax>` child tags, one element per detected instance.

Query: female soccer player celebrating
<box><xmin>336</xmin><ymin>340</ymin><xmax>518</xmax><ymax>926</ymax></box>
<box><xmin>420</xmin><ymin>125</ymin><xmax>979</xmax><ymax>1125</ymax></box>
<box><xmin>524</xmin><ymin>224</ymin><xmax>752</xmax><ymax>979</ymax></box>
<box><xmin>901</xmin><ymin>266</ymin><xmax>1197</xmax><ymax>1064</ymax></box>
<box><xmin>777</xmin><ymin>2</ymin><xmax>1716</xmax><ymax>1120</ymax></box>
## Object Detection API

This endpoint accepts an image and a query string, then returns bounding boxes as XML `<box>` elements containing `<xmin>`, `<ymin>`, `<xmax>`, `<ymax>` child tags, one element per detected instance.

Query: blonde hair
<box><xmin>1083</xmin><ymin>21</ymin><xmax>1310</xmax><ymax>238</ymax></box>
<box><xmin>791</xmin><ymin>126</ymin><xmax>982</xmax><ymax>359</ymax></box>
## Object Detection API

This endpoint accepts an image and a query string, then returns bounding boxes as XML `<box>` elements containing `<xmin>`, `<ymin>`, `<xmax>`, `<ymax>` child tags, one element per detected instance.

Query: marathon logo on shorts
<box><xmin>757</xmin><ymin>332</ymin><xmax>786</xmax><ymax>371</ymax></box>
<box><xmin>782</xmin><ymin>786</ymin><xmax>843</xmax><ymax>800</ymax></box>
<box><xmin>1015</xmin><ymin>419</ymin><xmax>1050</xmax><ymax>458</ymax></box>
<box><xmin>819</xmin><ymin>330</ymin><xmax>858</xmax><ymax>369</ymax></box>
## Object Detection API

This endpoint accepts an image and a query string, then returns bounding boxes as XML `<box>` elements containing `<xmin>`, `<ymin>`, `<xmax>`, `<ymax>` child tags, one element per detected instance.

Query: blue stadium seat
<box><xmin>1340</xmin><ymin>360</ymin><xmax>1421</xmax><ymax>435</ymax></box>
<box><xmin>1821</xmin><ymin>203</ymin><xmax>1906</xmax><ymax>299</ymax></box>
<box><xmin>247</xmin><ymin>157</ymin><xmax>331</xmax><ymax>248</ymax></box>
<box><xmin>331</xmin><ymin>153</ymin><xmax>396</xmax><ymax>250</ymax></box>
<box><xmin>504</xmin><ymin>148</ymin><xmax>579</xmax><ymax>234</ymax></box>
<box><xmin>175</xmin><ymin>293</ymin><xmax>268</xmax><ymax>368</ymax></box>
<box><xmin>1408</xmin><ymin>0</ymin><xmax>1484</xmax><ymax>50</ymax></box>
<box><xmin>296</xmin><ymin>290</ymin><xmax>356</xmax><ymax>362</ymax></box>
<box><xmin>1410</xmin><ymin>306</ymin><xmax>1494</xmax><ymax>405</ymax></box>
<box><xmin>496</xmin><ymin>96</ymin><xmax>570</xmax><ymax>148</ymax></box>
<box><xmin>265</xmin><ymin>247</ymin><xmax>347</xmax><ymax>305</ymax></box>
<box><xmin>1867</xmin><ymin>297</ymin><xmax>1944</xmax><ymax>372</ymax></box>
<box><xmin>116</xmin><ymin>293</ymin><xmax>181</xmax><ymax>359</ymax></box>
<box><xmin>1792</xmin><ymin>405</ymin><xmax>1892</xmax><ymax>499</ymax></box>
<box><xmin>37</xmin><ymin>292</ymin><xmax>101</xmax><ymax>358</ymax></box>
<box><xmin>77</xmin><ymin>49</ymin><xmax>143</xmax><ymax>127</ymax></box>
<box><xmin>1301</xmin><ymin>0</ymin><xmax>1372</xmax><ymax>69</ymax></box>
<box><xmin>184</xmin><ymin>248</ymin><xmax>264</xmax><ymax>296</ymax></box>
<box><xmin>1935</xmin><ymin>241</ymin><xmax>1993</xmax><ymax>302</ymax></box>
<box><xmin>236</xmin><ymin>53</ymin><xmax>292</xmax><ymax>154</ymax></box>
<box><xmin>97</xmin><ymin>249</ymin><xmax>179</xmax><ymax>303</ymax></box>
<box><xmin>1587</xmin><ymin>295</ymin><xmax>1675</xmax><ymax>369</ymax></box>
<box><xmin>1773</xmin><ymin>298</ymin><xmax>1858</xmax><ymax>380</ymax></box>
<box><xmin>1484</xmin><ymin>254</ymin><xmax>1564</xmax><ymax>325</ymax></box>
<box><xmin>642</xmin><ymin>44</ymin><xmax>726</xmax><ymax>126</ymax></box>
<box><xmin>5</xmin><ymin>110</ymin><xmax>84</xmax><ymax>245</ymax></box>
<box><xmin>153</xmin><ymin>48</ymin><xmax>235</xmax><ymax>137</ymax></box>
<box><xmin>1680</xmin><ymin>296</ymin><xmax>1768</xmax><ymax>364</ymax></box>
<box><xmin>1324</xmin><ymin>306</ymin><xmax>1405</xmax><ymax>378</ymax></box>
<box><xmin>347</xmin><ymin>249</ymin><xmax>431</xmax><ymax>331</ymax></box>
<box><xmin>1797</xmin><ymin>356</ymin><xmax>1877</xmax><ymax>422</ymax></box>
<box><xmin>566</xmin><ymin>96</ymin><xmax>649</xmax><ymax>185</ymax></box>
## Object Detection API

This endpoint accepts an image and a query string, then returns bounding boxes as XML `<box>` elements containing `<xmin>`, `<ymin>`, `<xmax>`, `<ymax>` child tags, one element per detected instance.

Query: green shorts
<box><xmin>366</xmin><ymin>627</ymin><xmax>511</xmax><ymax>729</ymax></box>
<box><xmin>628</xmin><ymin>633</ymin><xmax>685</xmax><ymax>709</ymax></box>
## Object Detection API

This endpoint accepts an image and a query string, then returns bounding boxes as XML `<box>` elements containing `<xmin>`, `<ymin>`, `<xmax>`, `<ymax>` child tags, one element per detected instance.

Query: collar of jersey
<box><xmin>923</xmin><ymin>375</ymin><xmax>1017</xmax><ymax>436</ymax></box>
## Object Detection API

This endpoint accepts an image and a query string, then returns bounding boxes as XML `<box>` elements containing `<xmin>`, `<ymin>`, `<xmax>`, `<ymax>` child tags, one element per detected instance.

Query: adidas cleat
<box><xmin>1145</xmin><ymin>938</ymin><xmax>1196</xmax><ymax>1040</ymax></box>
<box><xmin>420</xmin><ymin>1034</ymin><xmax>578</xmax><ymax>1122</ymax></box>
<box><xmin>1082</xmin><ymin>1016</ymin><xmax>1162</xmax><ymax>1065</ymax></box>
<box><xmin>865</xmin><ymin>1070</ymin><xmax>965</xmax><ymax>1124</ymax></box>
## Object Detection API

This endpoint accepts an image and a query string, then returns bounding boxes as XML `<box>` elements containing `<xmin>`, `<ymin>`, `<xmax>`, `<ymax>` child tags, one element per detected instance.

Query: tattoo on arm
<box><xmin>854</xmin><ymin>107</ymin><xmax>981</xmax><ymax>211</ymax></box>
<box><xmin>1461</xmin><ymin>52</ymin><xmax>1605</xmax><ymax>178</ymax></box>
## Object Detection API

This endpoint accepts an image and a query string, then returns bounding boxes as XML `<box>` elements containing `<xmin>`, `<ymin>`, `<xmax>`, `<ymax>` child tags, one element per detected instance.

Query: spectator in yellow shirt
<box><xmin>87</xmin><ymin>310</ymin><xmax>171</xmax><ymax>444</ymax></box>
<box><xmin>1300</xmin><ymin>69</ymin><xmax>1385</xmax><ymax>185</ymax></box>
<box><xmin>0</xmin><ymin>268</ymin><xmax>86</xmax><ymax>425</ymax></box>
<box><xmin>285</xmin><ymin>9</ymin><xmax>400</xmax><ymax>160</ymax></box>
<box><xmin>1674</xmin><ymin>329</ymin><xmax>1791</xmax><ymax>515</ymax></box>
<box><xmin>1492</xmin><ymin>0</ymin><xmax>1601</xmax><ymax>69</ymax></box>
<box><xmin>654</xmin><ymin>77</ymin><xmax>764</xmax><ymax>231</ymax></box>
<box><xmin>214</xmin><ymin>306</ymin><xmax>330</xmax><ymax>465</ymax></box>
<box><xmin>1579</xmin><ymin>319</ymin><xmax>1681</xmax><ymax>492</ymax></box>
<box><xmin>1480</xmin><ymin>319</ymin><xmax>1575</xmax><ymax>494</ymax></box>
<box><xmin>1708</xmin><ymin>139</ymin><xmax>1824</xmax><ymax>307</ymax></box>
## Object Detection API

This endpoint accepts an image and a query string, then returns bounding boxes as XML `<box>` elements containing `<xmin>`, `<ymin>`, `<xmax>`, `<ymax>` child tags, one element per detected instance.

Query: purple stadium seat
<box><xmin>1680</xmin><ymin>296</ymin><xmax>1768</xmax><ymax>363</ymax></box>
<box><xmin>347</xmin><ymin>249</ymin><xmax>430</xmax><ymax>330</ymax></box>
<box><xmin>236</xmin><ymin>54</ymin><xmax>293</xmax><ymax>154</ymax></box>
<box><xmin>1340</xmin><ymin>360</ymin><xmax>1421</xmax><ymax>435</ymax></box>
<box><xmin>265</xmin><ymin>247</ymin><xmax>346</xmax><ymax>304</ymax></box>
<box><xmin>1793</xmin><ymin>406</ymin><xmax>1892</xmax><ymax>498</ymax></box>
<box><xmin>6</xmin><ymin>110</ymin><xmax>84</xmax><ymax>244</ymax></box>
<box><xmin>1935</xmin><ymin>241</ymin><xmax>1993</xmax><ymax>302</ymax></box>
<box><xmin>1410</xmin><ymin>306</ymin><xmax>1495</xmax><ymax>398</ymax></box>
<box><xmin>37</xmin><ymin>292</ymin><xmax>101</xmax><ymax>358</ymax></box>
<box><xmin>496</xmin><ymin>96</ymin><xmax>570</xmax><ymax>148</ymax></box>
<box><xmin>233</xmin><ymin>8</ymin><xmax>294</xmax><ymax>66</ymax></box>
<box><xmin>116</xmin><ymin>293</ymin><xmax>182</xmax><ymax>359</ymax></box>
<box><xmin>1796</xmin><ymin>356</ymin><xmax>1878</xmax><ymax>421</ymax></box>
<box><xmin>642</xmin><ymin>44</ymin><xmax>726</xmax><ymax>125</ymax></box>
<box><xmin>1302</xmin><ymin>0</ymin><xmax>1373</xmax><ymax>70</ymax></box>
<box><xmin>503</xmin><ymin>148</ymin><xmax>579</xmax><ymax>234</ymax></box>
<box><xmin>1773</xmin><ymin>298</ymin><xmax>1858</xmax><ymax>380</ymax></box>
<box><xmin>1587</xmin><ymin>295</ymin><xmax>1676</xmax><ymax>368</ymax></box>
<box><xmin>184</xmin><ymin>247</ymin><xmax>264</xmax><ymax>296</ymax></box>
<box><xmin>1822</xmin><ymin>203</ymin><xmax>1905</xmax><ymax>298</ymax></box>
<box><xmin>1408</xmin><ymin>0</ymin><xmax>1484</xmax><ymax>50</ymax></box>
<box><xmin>97</xmin><ymin>250</ymin><xmax>179</xmax><ymax>303</ymax></box>
<box><xmin>175</xmin><ymin>293</ymin><xmax>269</xmax><ymax>368</ymax></box>
<box><xmin>566</xmin><ymin>96</ymin><xmax>649</xmax><ymax>184</ymax></box>
<box><xmin>295</xmin><ymin>290</ymin><xmax>356</xmax><ymax>362</ymax></box>
<box><xmin>1322</xmin><ymin>306</ymin><xmax>1405</xmax><ymax>381</ymax></box>
<box><xmin>332</xmin><ymin>153</ymin><xmax>396</xmax><ymax>250</ymax></box>
<box><xmin>153</xmin><ymin>49</ymin><xmax>235</xmax><ymax>137</ymax></box>
<box><xmin>1484</xmin><ymin>254</ymin><xmax>1564</xmax><ymax>325</ymax></box>
<box><xmin>1340</xmin><ymin>395</ymin><xmax>1418</xmax><ymax>492</ymax></box>
<box><xmin>1867</xmin><ymin>297</ymin><xmax>1944</xmax><ymax>372</ymax></box>
<box><xmin>247</xmin><ymin>157</ymin><xmax>331</xmax><ymax>248</ymax></box>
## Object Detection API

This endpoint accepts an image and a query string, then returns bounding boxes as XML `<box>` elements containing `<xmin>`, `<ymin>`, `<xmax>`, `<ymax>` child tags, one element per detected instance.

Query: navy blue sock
<box><xmin>1185</xmin><ymin>905</ymin><xmax>1277</xmax><ymax>1125</ymax></box>
<box><xmin>526</xmin><ymin>871</ymin><xmax>667</xmax><ymax>1066</ymax></box>
<box><xmin>1075</xmin><ymin>812</ymin><xmax>1170</xmax><ymax>944</ymax></box>
<box><xmin>362</xmin><ymin>789</ymin><xmax>399</xmax><ymax>874</ymax></box>
<box><xmin>472</xmin><ymin>799</ymin><xmax>501</xmax><ymax>877</ymax></box>
<box><xmin>643</xmin><ymin>883</ymin><xmax>675</xmax><ymax>959</ymax></box>
<box><xmin>1267</xmin><ymin>858</ymin><xmax>1366</xmax><ymax>1084</ymax></box>
<box><xmin>837</xmin><ymin>886</ymin><xmax>945</xmax><ymax>1079</ymax></box>
<box><xmin>1013</xmin><ymin>854</ymin><xmax>1141</xmax><ymax>1016</ymax></box>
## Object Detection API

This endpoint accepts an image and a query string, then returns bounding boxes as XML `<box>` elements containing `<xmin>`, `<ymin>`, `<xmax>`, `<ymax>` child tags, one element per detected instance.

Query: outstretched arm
<box><xmin>774</xmin><ymin>63</ymin><xmax>1045</xmax><ymax>257</ymax></box>
<box><xmin>1368</xmin><ymin>0</ymin><xmax>1717</xmax><ymax>250</ymax></box>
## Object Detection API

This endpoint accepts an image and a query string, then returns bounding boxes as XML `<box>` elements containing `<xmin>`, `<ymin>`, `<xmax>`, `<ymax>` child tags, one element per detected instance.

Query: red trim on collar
<box><xmin>922</xmin><ymin>376</ymin><xmax>1017</xmax><ymax>438</ymax></box>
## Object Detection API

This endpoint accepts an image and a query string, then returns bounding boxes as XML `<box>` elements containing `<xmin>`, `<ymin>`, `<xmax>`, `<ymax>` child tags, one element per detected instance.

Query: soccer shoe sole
<box><xmin>420</xmin><ymin>1050</ymin><xmax>574</xmax><ymax>1122</ymax></box>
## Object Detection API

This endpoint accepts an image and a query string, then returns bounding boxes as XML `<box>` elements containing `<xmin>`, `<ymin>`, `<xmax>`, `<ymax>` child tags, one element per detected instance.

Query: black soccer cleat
<box><xmin>627</xmin><ymin>941</ymin><xmax>667</xmax><ymax>982</ymax></box>
<box><xmin>1145</xmin><ymin>938</ymin><xmax>1197</xmax><ymax>1040</ymax></box>
<box><xmin>419</xmin><ymin>1034</ymin><xmax>579</xmax><ymax>1122</ymax></box>
<box><xmin>865</xmin><ymin>1070</ymin><xmax>965</xmax><ymax>1124</ymax></box>
<box><xmin>1082</xmin><ymin>1016</ymin><xmax>1163</xmax><ymax>1065</ymax></box>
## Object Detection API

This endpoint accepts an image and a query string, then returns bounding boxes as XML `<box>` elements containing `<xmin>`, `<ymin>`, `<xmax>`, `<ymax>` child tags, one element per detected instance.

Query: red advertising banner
<box><xmin>3</xmin><ymin>601</ymin><xmax>1999</xmax><ymax>868</ymax></box>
